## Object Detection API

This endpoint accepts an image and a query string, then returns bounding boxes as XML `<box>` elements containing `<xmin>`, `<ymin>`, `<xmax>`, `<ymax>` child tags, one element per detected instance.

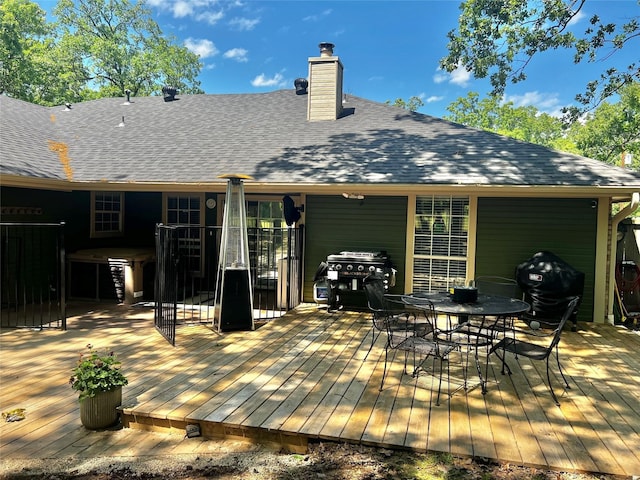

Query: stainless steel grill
<box><xmin>324</xmin><ymin>251</ymin><xmax>395</xmax><ymax>310</ymax></box>
<box><xmin>326</xmin><ymin>251</ymin><xmax>390</xmax><ymax>279</ymax></box>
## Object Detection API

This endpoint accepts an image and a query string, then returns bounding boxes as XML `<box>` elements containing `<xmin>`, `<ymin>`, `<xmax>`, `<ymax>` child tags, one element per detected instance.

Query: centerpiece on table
<box><xmin>69</xmin><ymin>344</ymin><xmax>128</xmax><ymax>429</ymax></box>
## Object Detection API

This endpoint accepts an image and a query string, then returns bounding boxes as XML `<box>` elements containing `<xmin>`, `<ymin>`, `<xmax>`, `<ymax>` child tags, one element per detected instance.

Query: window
<box><xmin>246</xmin><ymin>200</ymin><xmax>288</xmax><ymax>283</ymax></box>
<box><xmin>413</xmin><ymin>195</ymin><xmax>469</xmax><ymax>292</ymax></box>
<box><xmin>91</xmin><ymin>192</ymin><xmax>123</xmax><ymax>238</ymax></box>
<box><xmin>164</xmin><ymin>194</ymin><xmax>204</xmax><ymax>274</ymax></box>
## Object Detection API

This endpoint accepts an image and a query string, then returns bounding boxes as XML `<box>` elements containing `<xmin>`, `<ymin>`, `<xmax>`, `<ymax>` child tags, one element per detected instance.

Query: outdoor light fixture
<box><xmin>342</xmin><ymin>193</ymin><xmax>365</xmax><ymax>200</ymax></box>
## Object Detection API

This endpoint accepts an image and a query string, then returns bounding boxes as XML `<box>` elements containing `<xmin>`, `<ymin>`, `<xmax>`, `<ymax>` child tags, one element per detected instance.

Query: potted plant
<box><xmin>69</xmin><ymin>344</ymin><xmax>128</xmax><ymax>429</ymax></box>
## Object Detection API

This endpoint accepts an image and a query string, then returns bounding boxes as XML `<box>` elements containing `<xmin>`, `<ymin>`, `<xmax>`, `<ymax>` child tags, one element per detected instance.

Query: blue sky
<box><xmin>36</xmin><ymin>0</ymin><xmax>639</xmax><ymax>119</ymax></box>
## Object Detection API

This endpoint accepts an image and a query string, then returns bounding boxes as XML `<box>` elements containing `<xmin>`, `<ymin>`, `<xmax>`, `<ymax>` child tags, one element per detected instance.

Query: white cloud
<box><xmin>229</xmin><ymin>17</ymin><xmax>260</xmax><ymax>31</ymax></box>
<box><xmin>148</xmin><ymin>1</ymin><xmax>226</xmax><ymax>25</ymax></box>
<box><xmin>196</xmin><ymin>10</ymin><xmax>224</xmax><ymax>25</ymax></box>
<box><xmin>184</xmin><ymin>38</ymin><xmax>219</xmax><ymax>59</ymax></box>
<box><xmin>433</xmin><ymin>71</ymin><xmax>447</xmax><ymax>84</ymax></box>
<box><xmin>172</xmin><ymin>1</ymin><xmax>193</xmax><ymax>18</ymax></box>
<box><xmin>503</xmin><ymin>91</ymin><xmax>563</xmax><ymax>116</ymax></box>
<box><xmin>251</xmin><ymin>73</ymin><xmax>287</xmax><ymax>88</ymax></box>
<box><xmin>567</xmin><ymin>9</ymin><xmax>586</xmax><ymax>27</ymax></box>
<box><xmin>433</xmin><ymin>64</ymin><xmax>471</xmax><ymax>87</ymax></box>
<box><xmin>224</xmin><ymin>48</ymin><xmax>249</xmax><ymax>63</ymax></box>
<box><xmin>303</xmin><ymin>9</ymin><xmax>332</xmax><ymax>21</ymax></box>
<box><xmin>448</xmin><ymin>65</ymin><xmax>471</xmax><ymax>86</ymax></box>
<box><xmin>426</xmin><ymin>95</ymin><xmax>444</xmax><ymax>103</ymax></box>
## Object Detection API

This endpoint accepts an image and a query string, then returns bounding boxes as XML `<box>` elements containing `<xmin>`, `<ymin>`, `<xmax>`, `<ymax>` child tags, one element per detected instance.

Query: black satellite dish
<box><xmin>283</xmin><ymin>195</ymin><xmax>301</xmax><ymax>226</ymax></box>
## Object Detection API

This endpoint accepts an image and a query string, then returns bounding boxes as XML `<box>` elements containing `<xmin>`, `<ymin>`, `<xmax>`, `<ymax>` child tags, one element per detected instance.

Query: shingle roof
<box><xmin>2</xmin><ymin>90</ymin><xmax>639</xmax><ymax>188</ymax></box>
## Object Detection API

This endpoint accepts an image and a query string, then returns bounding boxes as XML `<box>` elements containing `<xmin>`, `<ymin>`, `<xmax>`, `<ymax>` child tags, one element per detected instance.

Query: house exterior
<box><xmin>2</xmin><ymin>43</ymin><xmax>639</xmax><ymax>324</ymax></box>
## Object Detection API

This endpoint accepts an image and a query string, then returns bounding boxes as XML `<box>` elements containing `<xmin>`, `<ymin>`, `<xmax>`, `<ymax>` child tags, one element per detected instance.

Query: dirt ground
<box><xmin>1</xmin><ymin>440</ymin><xmax>624</xmax><ymax>480</ymax></box>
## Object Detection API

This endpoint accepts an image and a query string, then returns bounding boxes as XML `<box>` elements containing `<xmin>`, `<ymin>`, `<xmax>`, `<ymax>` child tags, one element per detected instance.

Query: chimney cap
<box><xmin>319</xmin><ymin>42</ymin><xmax>334</xmax><ymax>57</ymax></box>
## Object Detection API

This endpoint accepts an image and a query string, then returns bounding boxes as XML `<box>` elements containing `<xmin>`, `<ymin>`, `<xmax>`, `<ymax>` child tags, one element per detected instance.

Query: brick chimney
<box><xmin>307</xmin><ymin>42</ymin><xmax>343</xmax><ymax>121</ymax></box>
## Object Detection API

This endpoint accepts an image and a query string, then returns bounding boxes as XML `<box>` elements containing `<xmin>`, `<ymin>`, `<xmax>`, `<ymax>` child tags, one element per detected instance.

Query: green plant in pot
<box><xmin>70</xmin><ymin>344</ymin><xmax>128</xmax><ymax>429</ymax></box>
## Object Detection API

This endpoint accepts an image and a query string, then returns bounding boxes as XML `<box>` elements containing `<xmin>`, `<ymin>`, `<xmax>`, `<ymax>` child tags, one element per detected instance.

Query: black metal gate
<box><xmin>1</xmin><ymin>222</ymin><xmax>66</xmax><ymax>329</ymax></box>
<box><xmin>154</xmin><ymin>224</ymin><xmax>304</xmax><ymax>345</ymax></box>
<box><xmin>154</xmin><ymin>224</ymin><xmax>179</xmax><ymax>345</ymax></box>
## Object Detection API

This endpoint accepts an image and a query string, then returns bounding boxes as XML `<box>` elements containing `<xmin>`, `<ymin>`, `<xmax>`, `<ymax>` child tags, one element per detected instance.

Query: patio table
<box><xmin>402</xmin><ymin>292</ymin><xmax>530</xmax><ymax>393</ymax></box>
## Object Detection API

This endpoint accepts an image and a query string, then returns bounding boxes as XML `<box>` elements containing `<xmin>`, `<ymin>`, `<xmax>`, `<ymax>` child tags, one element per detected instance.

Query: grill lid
<box><xmin>327</xmin><ymin>251</ymin><xmax>388</xmax><ymax>263</ymax></box>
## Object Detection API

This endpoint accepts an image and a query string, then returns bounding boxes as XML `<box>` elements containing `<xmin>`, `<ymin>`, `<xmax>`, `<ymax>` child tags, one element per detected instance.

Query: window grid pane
<box><xmin>94</xmin><ymin>192</ymin><xmax>122</xmax><ymax>234</ymax></box>
<box><xmin>413</xmin><ymin>195</ymin><xmax>469</xmax><ymax>292</ymax></box>
<box><xmin>167</xmin><ymin>195</ymin><xmax>202</xmax><ymax>274</ymax></box>
<box><xmin>247</xmin><ymin>200</ymin><xmax>290</xmax><ymax>272</ymax></box>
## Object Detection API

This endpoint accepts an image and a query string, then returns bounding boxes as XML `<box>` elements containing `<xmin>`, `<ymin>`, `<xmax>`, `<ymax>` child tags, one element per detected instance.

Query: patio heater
<box><xmin>214</xmin><ymin>174</ymin><xmax>254</xmax><ymax>332</ymax></box>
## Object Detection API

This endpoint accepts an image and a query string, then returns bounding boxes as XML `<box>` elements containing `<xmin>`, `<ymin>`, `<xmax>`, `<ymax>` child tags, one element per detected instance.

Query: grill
<box><xmin>516</xmin><ymin>251</ymin><xmax>584</xmax><ymax>331</ymax></box>
<box><xmin>316</xmin><ymin>251</ymin><xmax>395</xmax><ymax>311</ymax></box>
<box><xmin>327</xmin><ymin>250</ymin><xmax>392</xmax><ymax>279</ymax></box>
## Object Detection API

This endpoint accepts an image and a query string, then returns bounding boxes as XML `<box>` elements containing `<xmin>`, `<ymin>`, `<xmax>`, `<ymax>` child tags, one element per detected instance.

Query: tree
<box><xmin>569</xmin><ymin>82</ymin><xmax>640</xmax><ymax>169</ymax></box>
<box><xmin>385</xmin><ymin>96</ymin><xmax>425</xmax><ymax>112</ymax></box>
<box><xmin>0</xmin><ymin>0</ymin><xmax>57</xmax><ymax>103</ymax></box>
<box><xmin>2</xmin><ymin>0</ymin><xmax>204</xmax><ymax>105</ymax></box>
<box><xmin>53</xmin><ymin>0</ymin><xmax>203</xmax><ymax>98</ymax></box>
<box><xmin>441</xmin><ymin>0</ymin><xmax>639</xmax><ymax>120</ymax></box>
<box><xmin>444</xmin><ymin>92</ymin><xmax>570</xmax><ymax>150</ymax></box>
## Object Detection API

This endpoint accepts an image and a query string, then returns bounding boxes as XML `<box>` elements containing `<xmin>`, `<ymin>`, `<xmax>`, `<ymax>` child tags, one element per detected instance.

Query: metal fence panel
<box><xmin>1</xmin><ymin>223</ymin><xmax>66</xmax><ymax>329</ymax></box>
<box><xmin>154</xmin><ymin>224</ymin><xmax>303</xmax><ymax>339</ymax></box>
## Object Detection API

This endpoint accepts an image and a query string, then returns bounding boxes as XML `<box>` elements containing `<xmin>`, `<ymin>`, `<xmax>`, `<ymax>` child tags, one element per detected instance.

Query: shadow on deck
<box><xmin>1</xmin><ymin>302</ymin><xmax>639</xmax><ymax>477</ymax></box>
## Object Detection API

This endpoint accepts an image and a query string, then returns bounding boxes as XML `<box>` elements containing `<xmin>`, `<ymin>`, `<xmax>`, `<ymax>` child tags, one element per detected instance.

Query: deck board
<box><xmin>2</xmin><ymin>303</ymin><xmax>640</xmax><ymax>477</ymax></box>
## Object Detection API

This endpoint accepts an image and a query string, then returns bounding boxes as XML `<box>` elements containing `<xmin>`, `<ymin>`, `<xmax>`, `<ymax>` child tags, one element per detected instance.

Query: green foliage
<box><xmin>569</xmin><ymin>82</ymin><xmax>640</xmax><ymax>169</ymax></box>
<box><xmin>441</xmin><ymin>0</ymin><xmax>640</xmax><ymax>119</ymax></box>
<box><xmin>385</xmin><ymin>96</ymin><xmax>425</xmax><ymax>112</ymax></box>
<box><xmin>445</xmin><ymin>83</ymin><xmax>639</xmax><ymax>171</ymax></box>
<box><xmin>69</xmin><ymin>344</ymin><xmax>128</xmax><ymax>401</ymax></box>
<box><xmin>0</xmin><ymin>0</ymin><xmax>61</xmax><ymax>104</ymax></box>
<box><xmin>53</xmin><ymin>0</ymin><xmax>203</xmax><ymax>98</ymax></box>
<box><xmin>444</xmin><ymin>92</ymin><xmax>568</xmax><ymax>149</ymax></box>
<box><xmin>1</xmin><ymin>0</ymin><xmax>203</xmax><ymax>105</ymax></box>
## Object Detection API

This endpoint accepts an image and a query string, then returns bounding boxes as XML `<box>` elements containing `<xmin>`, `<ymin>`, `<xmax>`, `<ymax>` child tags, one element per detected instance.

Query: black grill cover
<box><xmin>516</xmin><ymin>251</ymin><xmax>584</xmax><ymax>323</ymax></box>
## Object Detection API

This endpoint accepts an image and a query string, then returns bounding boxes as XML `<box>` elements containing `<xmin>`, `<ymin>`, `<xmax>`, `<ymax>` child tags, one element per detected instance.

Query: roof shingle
<box><xmin>2</xmin><ymin>91</ymin><xmax>639</xmax><ymax>188</ymax></box>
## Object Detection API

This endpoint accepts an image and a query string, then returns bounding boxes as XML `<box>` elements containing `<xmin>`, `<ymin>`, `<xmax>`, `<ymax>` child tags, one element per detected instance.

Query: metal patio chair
<box><xmin>489</xmin><ymin>296</ymin><xmax>580</xmax><ymax>405</ymax></box>
<box><xmin>448</xmin><ymin>276</ymin><xmax>522</xmax><ymax>393</ymax></box>
<box><xmin>472</xmin><ymin>275</ymin><xmax>519</xmax><ymax>297</ymax></box>
<box><xmin>471</xmin><ymin>275</ymin><xmax>522</xmax><ymax>336</ymax></box>
<box><xmin>363</xmin><ymin>275</ymin><xmax>457</xmax><ymax>405</ymax></box>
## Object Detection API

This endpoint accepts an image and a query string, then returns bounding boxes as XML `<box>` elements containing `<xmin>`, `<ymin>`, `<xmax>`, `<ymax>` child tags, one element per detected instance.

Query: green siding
<box><xmin>303</xmin><ymin>195</ymin><xmax>407</xmax><ymax>303</ymax></box>
<box><xmin>476</xmin><ymin>197</ymin><xmax>597</xmax><ymax>322</ymax></box>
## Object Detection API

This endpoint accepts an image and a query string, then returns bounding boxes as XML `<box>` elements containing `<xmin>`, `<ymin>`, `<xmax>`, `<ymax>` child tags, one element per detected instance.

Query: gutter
<box><xmin>608</xmin><ymin>192</ymin><xmax>640</xmax><ymax>323</ymax></box>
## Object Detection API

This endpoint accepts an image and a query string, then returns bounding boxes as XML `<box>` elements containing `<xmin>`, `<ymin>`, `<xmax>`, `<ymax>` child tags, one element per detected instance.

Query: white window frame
<box><xmin>90</xmin><ymin>191</ymin><xmax>124</xmax><ymax>238</ymax></box>
<box><xmin>411</xmin><ymin>195</ymin><xmax>470</xmax><ymax>292</ymax></box>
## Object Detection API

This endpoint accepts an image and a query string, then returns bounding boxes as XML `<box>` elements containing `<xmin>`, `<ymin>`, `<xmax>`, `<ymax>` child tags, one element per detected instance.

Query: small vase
<box><xmin>79</xmin><ymin>387</ymin><xmax>122</xmax><ymax>430</ymax></box>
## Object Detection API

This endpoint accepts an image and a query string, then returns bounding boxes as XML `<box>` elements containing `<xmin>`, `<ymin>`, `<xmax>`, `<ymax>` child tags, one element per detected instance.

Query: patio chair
<box><xmin>363</xmin><ymin>275</ymin><xmax>456</xmax><ymax>405</ymax></box>
<box><xmin>447</xmin><ymin>276</ymin><xmax>521</xmax><ymax>393</ymax></box>
<box><xmin>475</xmin><ymin>274</ymin><xmax>523</xmax><ymax>345</ymax></box>
<box><xmin>363</xmin><ymin>274</ymin><xmax>424</xmax><ymax>352</ymax></box>
<box><xmin>489</xmin><ymin>296</ymin><xmax>580</xmax><ymax>405</ymax></box>
<box><xmin>472</xmin><ymin>275</ymin><xmax>519</xmax><ymax>297</ymax></box>
<box><xmin>402</xmin><ymin>303</ymin><xmax>460</xmax><ymax>405</ymax></box>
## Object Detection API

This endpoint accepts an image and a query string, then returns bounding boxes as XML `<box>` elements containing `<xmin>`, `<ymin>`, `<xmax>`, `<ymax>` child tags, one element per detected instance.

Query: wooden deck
<box><xmin>1</xmin><ymin>302</ymin><xmax>639</xmax><ymax>477</ymax></box>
